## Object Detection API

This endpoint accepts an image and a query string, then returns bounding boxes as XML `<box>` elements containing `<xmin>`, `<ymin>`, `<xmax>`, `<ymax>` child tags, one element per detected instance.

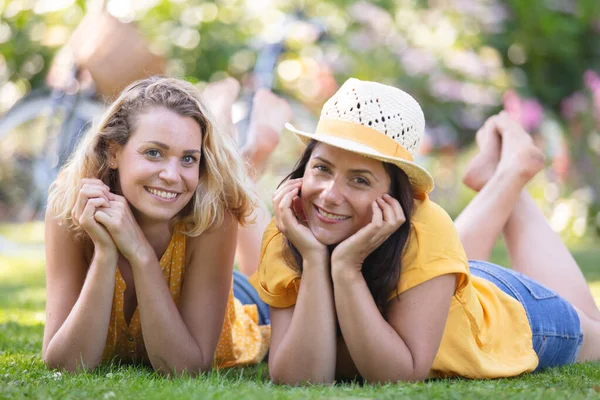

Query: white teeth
<box><xmin>147</xmin><ymin>188</ymin><xmax>177</xmax><ymax>199</ymax></box>
<box><xmin>318</xmin><ymin>208</ymin><xmax>349</xmax><ymax>220</ymax></box>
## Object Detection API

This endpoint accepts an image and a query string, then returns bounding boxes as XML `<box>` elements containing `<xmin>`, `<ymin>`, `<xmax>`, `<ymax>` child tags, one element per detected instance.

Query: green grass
<box><xmin>2</xmin><ymin>239</ymin><xmax>600</xmax><ymax>399</ymax></box>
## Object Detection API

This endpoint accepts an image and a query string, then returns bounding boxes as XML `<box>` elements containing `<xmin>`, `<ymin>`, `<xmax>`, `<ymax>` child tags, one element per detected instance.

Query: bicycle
<box><xmin>0</xmin><ymin>69</ymin><xmax>104</xmax><ymax>223</ymax></box>
<box><xmin>0</xmin><ymin>6</ymin><xmax>165</xmax><ymax>226</ymax></box>
<box><xmin>0</xmin><ymin>8</ymin><xmax>325</xmax><ymax>229</ymax></box>
<box><xmin>232</xmin><ymin>10</ymin><xmax>326</xmax><ymax>148</ymax></box>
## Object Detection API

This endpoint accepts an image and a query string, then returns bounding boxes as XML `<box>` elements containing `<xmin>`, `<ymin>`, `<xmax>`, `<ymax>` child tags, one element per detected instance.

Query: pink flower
<box><xmin>521</xmin><ymin>98</ymin><xmax>544</xmax><ymax>132</ymax></box>
<box><xmin>584</xmin><ymin>69</ymin><xmax>600</xmax><ymax>92</ymax></box>
<box><xmin>561</xmin><ymin>92</ymin><xmax>588</xmax><ymax>120</ymax></box>
<box><xmin>503</xmin><ymin>90</ymin><xmax>544</xmax><ymax>131</ymax></box>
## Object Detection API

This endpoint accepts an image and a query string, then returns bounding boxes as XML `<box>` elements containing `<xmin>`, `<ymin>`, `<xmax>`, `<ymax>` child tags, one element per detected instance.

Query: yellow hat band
<box><xmin>314</xmin><ymin>118</ymin><xmax>414</xmax><ymax>162</ymax></box>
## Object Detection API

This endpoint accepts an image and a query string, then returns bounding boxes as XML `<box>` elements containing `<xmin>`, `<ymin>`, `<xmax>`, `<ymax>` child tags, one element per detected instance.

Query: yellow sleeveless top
<box><xmin>102</xmin><ymin>228</ymin><xmax>270</xmax><ymax>368</ymax></box>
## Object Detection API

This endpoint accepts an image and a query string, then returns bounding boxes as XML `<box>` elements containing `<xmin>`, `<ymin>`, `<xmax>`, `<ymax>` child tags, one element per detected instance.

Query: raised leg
<box><xmin>455</xmin><ymin>113</ymin><xmax>544</xmax><ymax>261</ymax></box>
<box><xmin>241</xmin><ymin>89</ymin><xmax>292</xmax><ymax>179</ymax></box>
<box><xmin>458</xmin><ymin>113</ymin><xmax>600</xmax><ymax>363</ymax></box>
<box><xmin>234</xmin><ymin>89</ymin><xmax>292</xmax><ymax>276</ymax></box>
<box><xmin>202</xmin><ymin>77</ymin><xmax>240</xmax><ymax>140</ymax></box>
<box><xmin>457</xmin><ymin>112</ymin><xmax>600</xmax><ymax>322</ymax></box>
<box><xmin>574</xmin><ymin>308</ymin><xmax>600</xmax><ymax>362</ymax></box>
<box><xmin>204</xmin><ymin>81</ymin><xmax>292</xmax><ymax>276</ymax></box>
<box><xmin>503</xmin><ymin>192</ymin><xmax>600</xmax><ymax>321</ymax></box>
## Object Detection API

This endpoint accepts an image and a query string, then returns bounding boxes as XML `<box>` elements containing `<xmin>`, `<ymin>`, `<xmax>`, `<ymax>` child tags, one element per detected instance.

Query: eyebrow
<box><xmin>313</xmin><ymin>156</ymin><xmax>380</xmax><ymax>182</ymax></box>
<box><xmin>144</xmin><ymin>141</ymin><xmax>201</xmax><ymax>155</ymax></box>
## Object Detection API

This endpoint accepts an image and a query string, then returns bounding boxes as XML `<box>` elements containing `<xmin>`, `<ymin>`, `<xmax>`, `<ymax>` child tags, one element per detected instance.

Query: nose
<box><xmin>158</xmin><ymin>158</ymin><xmax>181</xmax><ymax>184</ymax></box>
<box><xmin>320</xmin><ymin>178</ymin><xmax>344</xmax><ymax>206</ymax></box>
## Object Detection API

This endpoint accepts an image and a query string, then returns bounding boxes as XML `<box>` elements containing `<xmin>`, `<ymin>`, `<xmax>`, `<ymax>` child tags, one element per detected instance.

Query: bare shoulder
<box><xmin>185</xmin><ymin>212</ymin><xmax>238</xmax><ymax>266</ymax></box>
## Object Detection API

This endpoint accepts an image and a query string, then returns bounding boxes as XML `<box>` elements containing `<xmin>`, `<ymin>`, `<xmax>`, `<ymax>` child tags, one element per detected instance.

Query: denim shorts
<box><xmin>232</xmin><ymin>270</ymin><xmax>270</xmax><ymax>325</ymax></box>
<box><xmin>469</xmin><ymin>260</ymin><xmax>583</xmax><ymax>371</ymax></box>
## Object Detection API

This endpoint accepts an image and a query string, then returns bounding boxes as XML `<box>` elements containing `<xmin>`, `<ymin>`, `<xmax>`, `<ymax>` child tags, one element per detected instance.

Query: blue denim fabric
<box><xmin>232</xmin><ymin>270</ymin><xmax>270</xmax><ymax>325</ymax></box>
<box><xmin>469</xmin><ymin>260</ymin><xmax>583</xmax><ymax>371</ymax></box>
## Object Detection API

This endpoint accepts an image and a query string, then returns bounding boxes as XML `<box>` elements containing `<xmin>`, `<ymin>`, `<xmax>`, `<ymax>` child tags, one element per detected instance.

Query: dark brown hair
<box><xmin>280</xmin><ymin>140</ymin><xmax>415</xmax><ymax>312</ymax></box>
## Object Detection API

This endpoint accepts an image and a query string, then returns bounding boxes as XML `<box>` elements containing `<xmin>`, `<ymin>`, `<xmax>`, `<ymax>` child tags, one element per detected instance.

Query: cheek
<box><xmin>300</xmin><ymin>173</ymin><xmax>321</xmax><ymax>195</ymax></box>
<box><xmin>183</xmin><ymin>168</ymin><xmax>200</xmax><ymax>189</ymax></box>
<box><xmin>355</xmin><ymin>197</ymin><xmax>377</xmax><ymax>222</ymax></box>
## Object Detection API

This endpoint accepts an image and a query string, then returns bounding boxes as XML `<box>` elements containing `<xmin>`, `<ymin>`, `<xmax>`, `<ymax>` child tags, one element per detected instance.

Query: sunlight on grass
<box><xmin>0</xmin><ymin>309</ymin><xmax>45</xmax><ymax>325</ymax></box>
<box><xmin>1</xmin><ymin>222</ymin><xmax>600</xmax><ymax>399</ymax></box>
<box><xmin>0</xmin><ymin>256</ymin><xmax>45</xmax><ymax>281</ymax></box>
<box><xmin>0</xmin><ymin>221</ymin><xmax>45</xmax><ymax>243</ymax></box>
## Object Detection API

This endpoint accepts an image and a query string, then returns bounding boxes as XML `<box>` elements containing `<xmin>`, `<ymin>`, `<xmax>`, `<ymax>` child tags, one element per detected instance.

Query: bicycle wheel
<box><xmin>0</xmin><ymin>89</ymin><xmax>104</xmax><ymax>222</ymax></box>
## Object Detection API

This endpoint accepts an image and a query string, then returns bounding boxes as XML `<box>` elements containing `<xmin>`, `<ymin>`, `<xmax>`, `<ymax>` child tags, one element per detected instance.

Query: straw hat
<box><xmin>285</xmin><ymin>78</ymin><xmax>434</xmax><ymax>194</ymax></box>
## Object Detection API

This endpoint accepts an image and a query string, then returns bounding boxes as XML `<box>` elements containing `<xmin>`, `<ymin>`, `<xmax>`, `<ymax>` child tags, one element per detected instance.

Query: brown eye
<box><xmin>353</xmin><ymin>176</ymin><xmax>370</xmax><ymax>186</ymax></box>
<box><xmin>146</xmin><ymin>149</ymin><xmax>161</xmax><ymax>158</ymax></box>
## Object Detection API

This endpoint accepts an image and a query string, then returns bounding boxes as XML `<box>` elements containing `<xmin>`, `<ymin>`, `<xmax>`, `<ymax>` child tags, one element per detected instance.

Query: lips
<box><xmin>314</xmin><ymin>205</ymin><xmax>350</xmax><ymax>221</ymax></box>
<box><xmin>145</xmin><ymin>187</ymin><xmax>180</xmax><ymax>200</ymax></box>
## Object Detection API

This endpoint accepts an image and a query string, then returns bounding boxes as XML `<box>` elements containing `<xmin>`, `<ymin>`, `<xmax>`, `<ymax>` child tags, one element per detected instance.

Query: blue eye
<box><xmin>182</xmin><ymin>155</ymin><xmax>198</xmax><ymax>164</ymax></box>
<box><xmin>314</xmin><ymin>164</ymin><xmax>329</xmax><ymax>172</ymax></box>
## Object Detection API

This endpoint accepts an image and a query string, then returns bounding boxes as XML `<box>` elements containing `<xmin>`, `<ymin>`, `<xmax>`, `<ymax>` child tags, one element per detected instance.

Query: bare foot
<box><xmin>495</xmin><ymin>112</ymin><xmax>545</xmax><ymax>184</ymax></box>
<box><xmin>202</xmin><ymin>77</ymin><xmax>240</xmax><ymax>139</ymax></box>
<box><xmin>243</xmin><ymin>89</ymin><xmax>292</xmax><ymax>177</ymax></box>
<box><xmin>462</xmin><ymin>115</ymin><xmax>502</xmax><ymax>192</ymax></box>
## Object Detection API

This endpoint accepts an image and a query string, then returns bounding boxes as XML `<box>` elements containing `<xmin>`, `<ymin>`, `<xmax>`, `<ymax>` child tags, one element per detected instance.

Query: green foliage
<box><xmin>2</xmin><ymin>0</ymin><xmax>600</xmax><ymax>231</ymax></box>
<box><xmin>488</xmin><ymin>0</ymin><xmax>600</xmax><ymax>109</ymax></box>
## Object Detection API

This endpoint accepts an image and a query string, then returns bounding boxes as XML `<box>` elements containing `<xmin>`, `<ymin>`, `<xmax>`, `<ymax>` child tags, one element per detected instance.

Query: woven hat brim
<box><xmin>285</xmin><ymin>123</ymin><xmax>434</xmax><ymax>194</ymax></box>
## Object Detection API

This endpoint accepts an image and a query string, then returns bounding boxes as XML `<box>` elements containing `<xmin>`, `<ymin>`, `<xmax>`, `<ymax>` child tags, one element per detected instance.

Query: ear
<box><xmin>107</xmin><ymin>141</ymin><xmax>121</xmax><ymax>169</ymax></box>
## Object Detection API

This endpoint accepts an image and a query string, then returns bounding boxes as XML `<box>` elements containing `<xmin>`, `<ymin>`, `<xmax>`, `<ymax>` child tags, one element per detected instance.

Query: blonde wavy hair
<box><xmin>49</xmin><ymin>76</ymin><xmax>257</xmax><ymax>236</ymax></box>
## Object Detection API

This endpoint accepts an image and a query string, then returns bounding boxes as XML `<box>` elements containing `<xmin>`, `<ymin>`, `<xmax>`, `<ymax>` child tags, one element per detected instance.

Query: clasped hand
<box><xmin>71</xmin><ymin>178</ymin><xmax>151</xmax><ymax>262</ymax></box>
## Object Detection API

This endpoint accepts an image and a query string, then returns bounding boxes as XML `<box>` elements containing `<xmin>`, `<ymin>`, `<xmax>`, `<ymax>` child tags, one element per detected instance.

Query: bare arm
<box><xmin>268</xmin><ymin>252</ymin><xmax>337</xmax><ymax>385</ymax></box>
<box><xmin>235</xmin><ymin>201</ymin><xmax>271</xmax><ymax>276</ymax></box>
<box><xmin>43</xmin><ymin>185</ymin><xmax>119</xmax><ymax>372</ymax></box>
<box><xmin>332</xmin><ymin>268</ymin><xmax>455</xmax><ymax>383</ymax></box>
<box><xmin>118</xmin><ymin>216</ymin><xmax>235</xmax><ymax>375</ymax></box>
<box><xmin>267</xmin><ymin>177</ymin><xmax>339</xmax><ymax>384</ymax></box>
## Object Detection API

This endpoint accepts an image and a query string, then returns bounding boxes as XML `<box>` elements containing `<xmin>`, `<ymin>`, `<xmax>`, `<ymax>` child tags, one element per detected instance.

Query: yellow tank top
<box><xmin>102</xmin><ymin>228</ymin><xmax>270</xmax><ymax>368</ymax></box>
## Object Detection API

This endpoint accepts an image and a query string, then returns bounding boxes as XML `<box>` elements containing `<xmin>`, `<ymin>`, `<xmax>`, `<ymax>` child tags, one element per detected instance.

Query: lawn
<box><xmin>1</xmin><ymin>225</ymin><xmax>600</xmax><ymax>399</ymax></box>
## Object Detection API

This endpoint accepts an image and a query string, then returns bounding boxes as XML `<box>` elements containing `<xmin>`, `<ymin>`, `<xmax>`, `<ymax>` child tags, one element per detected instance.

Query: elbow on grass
<box><xmin>362</xmin><ymin>369</ymin><xmax>429</xmax><ymax>384</ymax></box>
<box><xmin>269</xmin><ymin>369</ymin><xmax>335</xmax><ymax>386</ymax></box>
<box><xmin>43</xmin><ymin>354</ymin><xmax>100</xmax><ymax>374</ymax></box>
<box><xmin>153</xmin><ymin>355</ymin><xmax>214</xmax><ymax>378</ymax></box>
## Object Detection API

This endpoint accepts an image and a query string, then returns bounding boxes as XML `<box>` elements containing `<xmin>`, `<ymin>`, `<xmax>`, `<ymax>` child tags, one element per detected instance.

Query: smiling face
<box><xmin>111</xmin><ymin>106</ymin><xmax>202</xmax><ymax>225</ymax></box>
<box><xmin>300</xmin><ymin>143</ymin><xmax>391</xmax><ymax>245</ymax></box>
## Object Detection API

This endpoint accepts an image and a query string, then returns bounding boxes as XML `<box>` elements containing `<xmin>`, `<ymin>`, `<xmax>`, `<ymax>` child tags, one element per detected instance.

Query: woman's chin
<box><xmin>311</xmin><ymin>228</ymin><xmax>349</xmax><ymax>247</ymax></box>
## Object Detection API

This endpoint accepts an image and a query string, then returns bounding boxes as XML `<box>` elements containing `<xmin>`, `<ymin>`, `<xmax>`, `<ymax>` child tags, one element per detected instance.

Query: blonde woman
<box><xmin>251</xmin><ymin>78</ymin><xmax>600</xmax><ymax>384</ymax></box>
<box><xmin>43</xmin><ymin>77</ymin><xmax>270</xmax><ymax>374</ymax></box>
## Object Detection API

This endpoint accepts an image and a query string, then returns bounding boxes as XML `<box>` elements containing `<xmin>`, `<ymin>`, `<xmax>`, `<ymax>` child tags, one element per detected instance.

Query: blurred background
<box><xmin>0</xmin><ymin>0</ymin><xmax>599</xmax><ymax>248</ymax></box>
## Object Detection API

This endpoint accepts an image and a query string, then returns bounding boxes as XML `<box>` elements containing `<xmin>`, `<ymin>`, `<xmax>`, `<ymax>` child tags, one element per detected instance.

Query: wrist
<box><xmin>331</xmin><ymin>261</ymin><xmax>363</xmax><ymax>284</ymax></box>
<box><xmin>126</xmin><ymin>242</ymin><xmax>155</xmax><ymax>266</ymax></box>
<box><xmin>301</xmin><ymin>249</ymin><xmax>330</xmax><ymax>268</ymax></box>
<box><xmin>94</xmin><ymin>246</ymin><xmax>119</xmax><ymax>265</ymax></box>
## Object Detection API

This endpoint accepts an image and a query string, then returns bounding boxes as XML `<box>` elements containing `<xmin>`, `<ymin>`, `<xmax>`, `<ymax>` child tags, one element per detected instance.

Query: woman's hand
<box><xmin>331</xmin><ymin>194</ymin><xmax>405</xmax><ymax>275</ymax></box>
<box><xmin>93</xmin><ymin>194</ymin><xmax>152</xmax><ymax>263</ymax></box>
<box><xmin>71</xmin><ymin>178</ymin><xmax>116</xmax><ymax>253</ymax></box>
<box><xmin>273</xmin><ymin>178</ymin><xmax>327</xmax><ymax>261</ymax></box>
